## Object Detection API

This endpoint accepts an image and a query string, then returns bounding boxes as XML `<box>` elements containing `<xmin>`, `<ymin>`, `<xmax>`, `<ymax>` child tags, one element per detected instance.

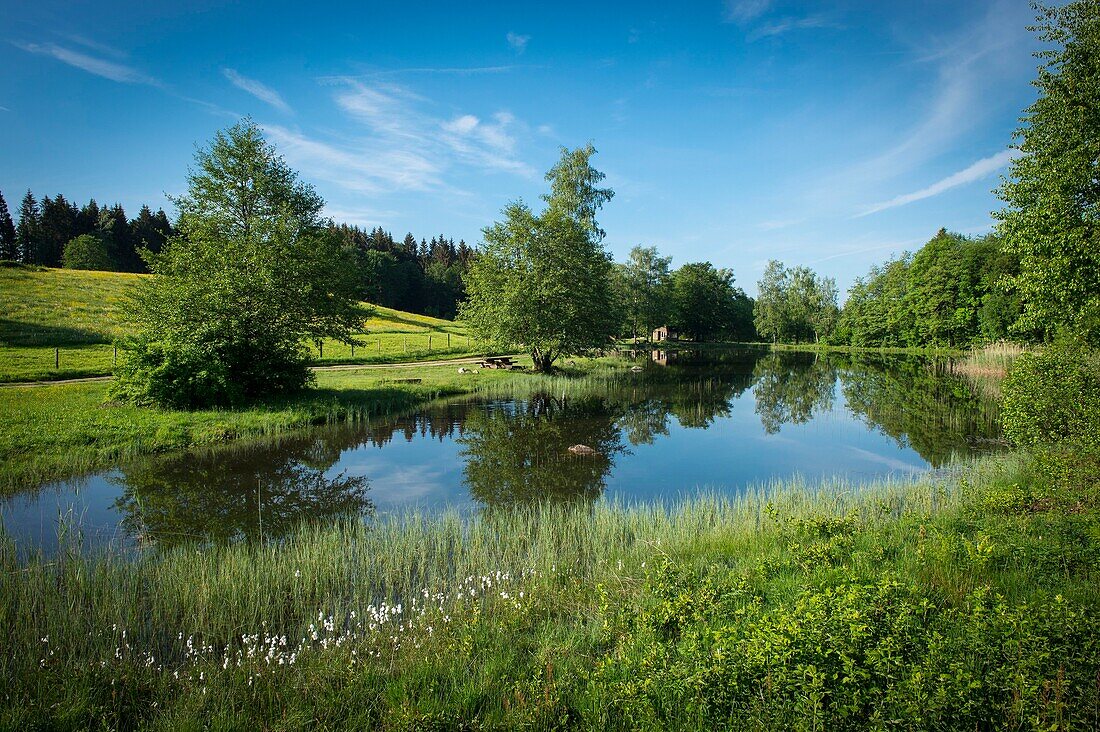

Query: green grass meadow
<box><xmin>0</xmin><ymin>266</ymin><xmax>482</xmax><ymax>382</ymax></box>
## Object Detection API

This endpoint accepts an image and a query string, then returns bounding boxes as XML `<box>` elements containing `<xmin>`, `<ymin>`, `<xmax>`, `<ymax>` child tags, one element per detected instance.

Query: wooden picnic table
<box><xmin>478</xmin><ymin>356</ymin><xmax>524</xmax><ymax>370</ymax></box>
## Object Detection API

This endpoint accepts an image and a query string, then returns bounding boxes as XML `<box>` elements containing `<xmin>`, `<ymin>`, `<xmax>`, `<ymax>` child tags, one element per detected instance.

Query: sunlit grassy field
<box><xmin>0</xmin><ymin>266</ymin><xmax>479</xmax><ymax>382</ymax></box>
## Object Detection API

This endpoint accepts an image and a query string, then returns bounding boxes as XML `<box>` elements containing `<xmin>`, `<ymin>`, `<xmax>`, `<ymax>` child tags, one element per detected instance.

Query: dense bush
<box><xmin>1001</xmin><ymin>340</ymin><xmax>1100</xmax><ymax>448</ymax></box>
<box><xmin>596</xmin><ymin>566</ymin><xmax>1100</xmax><ymax>730</ymax></box>
<box><xmin>111</xmin><ymin>121</ymin><xmax>363</xmax><ymax>409</ymax></box>
<box><xmin>61</xmin><ymin>233</ymin><xmax>116</xmax><ymax>271</ymax></box>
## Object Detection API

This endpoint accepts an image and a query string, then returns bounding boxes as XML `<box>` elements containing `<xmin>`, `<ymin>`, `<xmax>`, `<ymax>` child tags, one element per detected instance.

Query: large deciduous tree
<box><xmin>996</xmin><ymin>0</ymin><xmax>1100</xmax><ymax>342</ymax></box>
<box><xmin>461</xmin><ymin>145</ymin><xmax>619</xmax><ymax>371</ymax></box>
<box><xmin>112</xmin><ymin>120</ymin><xmax>365</xmax><ymax>408</ymax></box>
<box><xmin>754</xmin><ymin>260</ymin><xmax>839</xmax><ymax>343</ymax></box>
<box><xmin>669</xmin><ymin>262</ymin><xmax>753</xmax><ymax>342</ymax></box>
<box><xmin>617</xmin><ymin>245</ymin><xmax>673</xmax><ymax>341</ymax></box>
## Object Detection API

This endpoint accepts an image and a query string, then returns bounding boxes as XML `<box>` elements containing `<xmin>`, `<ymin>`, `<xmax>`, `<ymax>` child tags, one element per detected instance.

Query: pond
<box><xmin>2</xmin><ymin>349</ymin><xmax>1003</xmax><ymax>553</ymax></box>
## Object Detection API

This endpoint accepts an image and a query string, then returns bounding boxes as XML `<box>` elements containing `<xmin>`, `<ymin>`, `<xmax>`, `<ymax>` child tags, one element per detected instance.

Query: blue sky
<box><xmin>1</xmin><ymin>0</ymin><xmax>1041</xmax><ymax>296</ymax></box>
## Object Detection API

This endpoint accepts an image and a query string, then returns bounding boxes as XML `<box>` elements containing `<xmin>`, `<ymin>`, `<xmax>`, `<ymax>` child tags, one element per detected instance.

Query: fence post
<box><xmin>113</xmin><ymin>345</ymin><xmax>117</xmax><ymax>366</ymax></box>
<box><xmin>55</xmin><ymin>348</ymin><xmax>59</xmax><ymax>369</ymax></box>
<box><xmin>403</xmin><ymin>336</ymin><xmax>407</xmax><ymax>352</ymax></box>
<box><xmin>319</xmin><ymin>341</ymin><xmax>323</xmax><ymax>359</ymax></box>
<box><xmin>351</xmin><ymin>343</ymin><xmax>355</xmax><ymax>358</ymax></box>
<box><xmin>448</xmin><ymin>333</ymin><xmax>451</xmax><ymax>348</ymax></box>
<box><xmin>378</xmin><ymin>338</ymin><xmax>381</xmax><ymax>354</ymax></box>
<box><xmin>428</xmin><ymin>335</ymin><xmax>432</xmax><ymax>351</ymax></box>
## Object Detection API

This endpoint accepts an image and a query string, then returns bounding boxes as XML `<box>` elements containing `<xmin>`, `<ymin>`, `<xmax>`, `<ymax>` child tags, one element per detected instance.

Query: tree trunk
<box><xmin>532</xmin><ymin>351</ymin><xmax>554</xmax><ymax>372</ymax></box>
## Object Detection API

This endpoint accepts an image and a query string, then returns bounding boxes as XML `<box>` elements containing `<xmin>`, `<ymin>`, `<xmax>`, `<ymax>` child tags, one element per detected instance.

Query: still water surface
<box><xmin>2</xmin><ymin>349</ymin><xmax>1002</xmax><ymax>552</ymax></box>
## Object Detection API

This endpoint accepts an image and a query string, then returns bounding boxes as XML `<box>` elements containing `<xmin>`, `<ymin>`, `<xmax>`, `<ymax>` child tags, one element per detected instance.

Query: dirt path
<box><xmin>0</xmin><ymin>355</ymin><xmax>525</xmax><ymax>389</ymax></box>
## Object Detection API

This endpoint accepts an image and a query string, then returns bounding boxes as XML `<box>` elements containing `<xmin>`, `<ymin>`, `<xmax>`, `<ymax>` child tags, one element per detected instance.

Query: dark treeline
<box><xmin>332</xmin><ymin>225</ymin><xmax>474</xmax><ymax>319</ymax></box>
<box><xmin>0</xmin><ymin>185</ymin><xmax>475</xmax><ymax>319</ymax></box>
<box><xmin>0</xmin><ymin>189</ymin><xmax>174</xmax><ymax>272</ymax></box>
<box><xmin>835</xmin><ymin>228</ymin><xmax>1029</xmax><ymax>347</ymax></box>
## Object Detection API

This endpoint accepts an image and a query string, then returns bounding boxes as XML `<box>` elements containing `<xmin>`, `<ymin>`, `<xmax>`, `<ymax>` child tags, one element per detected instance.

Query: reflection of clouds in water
<box><xmin>848</xmin><ymin>446</ymin><xmax>925</xmax><ymax>473</ymax></box>
<box><xmin>754</xmin><ymin>432</ymin><xmax>799</xmax><ymax>445</ymax></box>
<box><xmin>336</xmin><ymin>461</ymin><xmax>452</xmax><ymax>506</ymax></box>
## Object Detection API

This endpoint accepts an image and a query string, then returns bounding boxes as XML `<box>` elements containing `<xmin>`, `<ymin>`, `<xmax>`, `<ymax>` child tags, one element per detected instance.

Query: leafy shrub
<box><xmin>1001</xmin><ymin>340</ymin><xmax>1100</xmax><ymax>448</ymax></box>
<box><xmin>112</xmin><ymin>333</ymin><xmax>312</xmax><ymax>409</ymax></box>
<box><xmin>596</xmin><ymin>570</ymin><xmax>1100</xmax><ymax>731</ymax></box>
<box><xmin>62</xmin><ymin>233</ymin><xmax>117</xmax><ymax>271</ymax></box>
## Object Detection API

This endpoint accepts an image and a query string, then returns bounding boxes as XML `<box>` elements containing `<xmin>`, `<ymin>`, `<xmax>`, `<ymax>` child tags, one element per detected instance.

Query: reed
<box><xmin>4</xmin><ymin>454</ymin><xmax>1097</xmax><ymax>729</ymax></box>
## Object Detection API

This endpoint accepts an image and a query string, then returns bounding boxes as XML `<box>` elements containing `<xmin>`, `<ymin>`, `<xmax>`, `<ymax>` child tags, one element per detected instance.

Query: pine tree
<box><xmin>97</xmin><ymin>203</ymin><xmax>135</xmax><ymax>271</ymax></box>
<box><xmin>16</xmin><ymin>190</ymin><xmax>40</xmax><ymax>264</ymax></box>
<box><xmin>130</xmin><ymin>204</ymin><xmax>173</xmax><ymax>264</ymax></box>
<box><xmin>0</xmin><ymin>191</ymin><xmax>17</xmax><ymax>261</ymax></box>
<box><xmin>78</xmin><ymin>199</ymin><xmax>101</xmax><ymax>236</ymax></box>
<box><xmin>39</xmin><ymin>194</ymin><xmax>77</xmax><ymax>266</ymax></box>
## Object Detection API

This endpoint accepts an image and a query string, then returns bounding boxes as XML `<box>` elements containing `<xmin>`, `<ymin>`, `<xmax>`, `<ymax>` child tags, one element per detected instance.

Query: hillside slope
<box><xmin>0</xmin><ymin>265</ymin><xmax>474</xmax><ymax>383</ymax></box>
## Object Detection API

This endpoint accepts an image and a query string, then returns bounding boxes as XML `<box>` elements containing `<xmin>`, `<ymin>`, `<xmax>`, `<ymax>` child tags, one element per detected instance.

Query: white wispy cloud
<box><xmin>14</xmin><ymin>41</ymin><xmax>158</xmax><ymax>85</ymax></box>
<box><xmin>261</xmin><ymin>123</ymin><xmax>441</xmax><ymax>193</ymax></box>
<box><xmin>222</xmin><ymin>68</ymin><xmax>292</xmax><ymax>114</ymax></box>
<box><xmin>506</xmin><ymin>32</ymin><xmax>530</xmax><ymax>53</ymax></box>
<box><xmin>856</xmin><ymin>149</ymin><xmax>1016</xmax><ymax>217</ymax></box>
<box><xmin>264</xmin><ymin>78</ymin><xmax>537</xmax><ymax>196</ymax></box>
<box><xmin>723</xmin><ymin>0</ymin><xmax>773</xmax><ymax>24</ymax></box>
<box><xmin>750</xmin><ymin>15</ymin><xmax>838</xmax><ymax>40</ymax></box>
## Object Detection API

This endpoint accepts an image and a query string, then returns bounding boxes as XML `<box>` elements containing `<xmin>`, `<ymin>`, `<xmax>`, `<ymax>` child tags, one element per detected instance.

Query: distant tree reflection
<box><xmin>460</xmin><ymin>393</ymin><xmax>624</xmax><ymax>506</ymax></box>
<box><xmin>113</xmin><ymin>431</ymin><xmax>372</xmax><ymax>547</ymax></box>
<box><xmin>752</xmin><ymin>351</ymin><xmax>837</xmax><ymax>433</ymax></box>
<box><xmin>836</xmin><ymin>354</ymin><xmax>1002</xmax><ymax>466</ymax></box>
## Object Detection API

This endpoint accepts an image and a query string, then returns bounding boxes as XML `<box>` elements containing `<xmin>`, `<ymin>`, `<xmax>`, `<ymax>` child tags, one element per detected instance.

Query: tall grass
<box><xmin>5</xmin><ymin>454</ymin><xmax>1097</xmax><ymax>729</ymax></box>
<box><xmin>948</xmin><ymin>341</ymin><xmax>1031</xmax><ymax>401</ymax></box>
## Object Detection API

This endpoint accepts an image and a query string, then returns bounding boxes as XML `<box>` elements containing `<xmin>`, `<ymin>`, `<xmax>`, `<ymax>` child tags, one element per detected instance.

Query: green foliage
<box><xmin>461</xmin><ymin>147</ymin><xmax>619</xmax><ymax>371</ymax></box>
<box><xmin>599</xmin><ymin>570</ymin><xmax>1100</xmax><ymax>730</ymax></box>
<box><xmin>754</xmin><ymin>260</ymin><xmax>839</xmax><ymax>343</ymax></box>
<box><xmin>614</xmin><ymin>245</ymin><xmax>673</xmax><ymax>340</ymax></box>
<box><xmin>837</xmin><ymin>231</ymin><xmax>1024</xmax><ymax>347</ymax></box>
<box><xmin>1001</xmin><ymin>340</ymin><xmax>1100</xmax><ymax>448</ymax></box>
<box><xmin>669</xmin><ymin>261</ymin><xmax>755</xmax><ymax>341</ymax></box>
<box><xmin>997</xmin><ymin>0</ymin><xmax>1100</xmax><ymax>343</ymax></box>
<box><xmin>112</xmin><ymin>120</ymin><xmax>365</xmax><ymax>408</ymax></box>
<box><xmin>61</xmin><ymin>233</ymin><xmax>117</xmax><ymax>271</ymax></box>
<box><xmin>540</xmin><ymin>142</ymin><xmax>614</xmax><ymax>242</ymax></box>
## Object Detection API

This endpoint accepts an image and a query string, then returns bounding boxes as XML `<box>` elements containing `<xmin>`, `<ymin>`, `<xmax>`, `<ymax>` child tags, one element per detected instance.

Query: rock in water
<box><xmin>568</xmin><ymin>444</ymin><xmax>598</xmax><ymax>456</ymax></box>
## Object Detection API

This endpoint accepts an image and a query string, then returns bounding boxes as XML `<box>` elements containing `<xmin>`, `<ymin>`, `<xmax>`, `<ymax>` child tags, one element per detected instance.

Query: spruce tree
<box><xmin>16</xmin><ymin>190</ymin><xmax>40</xmax><ymax>264</ymax></box>
<box><xmin>39</xmin><ymin>194</ymin><xmax>77</xmax><ymax>266</ymax></box>
<box><xmin>0</xmin><ymin>191</ymin><xmax>17</xmax><ymax>261</ymax></box>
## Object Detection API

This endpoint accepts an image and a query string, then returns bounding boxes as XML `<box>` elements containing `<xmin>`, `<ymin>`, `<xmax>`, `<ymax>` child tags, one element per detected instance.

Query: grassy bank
<box><xmin>0</xmin><ymin>363</ymin><xmax>504</xmax><ymax>491</ymax></box>
<box><xmin>2</xmin><ymin>454</ymin><xmax>1097</xmax><ymax>729</ymax></box>
<box><xmin>0</xmin><ymin>266</ymin><xmax>480</xmax><ymax>383</ymax></box>
<box><xmin>0</xmin><ymin>358</ymin><xmax>640</xmax><ymax>492</ymax></box>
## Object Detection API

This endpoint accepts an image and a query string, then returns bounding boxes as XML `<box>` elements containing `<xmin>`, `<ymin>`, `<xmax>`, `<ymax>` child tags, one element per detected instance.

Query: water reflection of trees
<box><xmin>752</xmin><ymin>352</ymin><xmax>837</xmax><ymax>434</ymax></box>
<box><xmin>459</xmin><ymin>394</ymin><xmax>624</xmax><ymax>505</ymax></box>
<box><xmin>836</xmin><ymin>354</ymin><xmax>1002</xmax><ymax>467</ymax></box>
<box><xmin>746</xmin><ymin>350</ymin><xmax>1001</xmax><ymax>465</ymax></box>
<box><xmin>109</xmin><ymin>349</ymin><xmax>1004</xmax><ymax>529</ymax></box>
<box><xmin>113</xmin><ymin>430</ymin><xmax>373</xmax><ymax>547</ymax></box>
<box><xmin>458</xmin><ymin>352</ymin><xmax>761</xmax><ymax>506</ymax></box>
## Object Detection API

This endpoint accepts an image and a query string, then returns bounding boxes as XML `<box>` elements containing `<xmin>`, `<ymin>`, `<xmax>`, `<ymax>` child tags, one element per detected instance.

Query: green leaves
<box><xmin>113</xmin><ymin>121</ymin><xmax>364</xmax><ymax>408</ymax></box>
<box><xmin>461</xmin><ymin>148</ymin><xmax>619</xmax><ymax>371</ymax></box>
<box><xmin>996</xmin><ymin>1</ymin><xmax>1100</xmax><ymax>343</ymax></box>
